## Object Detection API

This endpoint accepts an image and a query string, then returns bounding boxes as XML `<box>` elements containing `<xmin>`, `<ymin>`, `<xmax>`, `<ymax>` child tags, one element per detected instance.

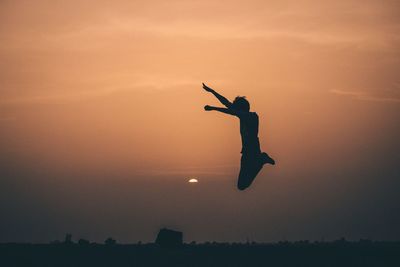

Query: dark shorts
<box><xmin>237</xmin><ymin>152</ymin><xmax>264</xmax><ymax>190</ymax></box>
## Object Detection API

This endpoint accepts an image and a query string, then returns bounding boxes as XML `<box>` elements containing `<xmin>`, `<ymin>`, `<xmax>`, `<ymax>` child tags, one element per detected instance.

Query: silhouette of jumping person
<box><xmin>203</xmin><ymin>83</ymin><xmax>275</xmax><ymax>190</ymax></box>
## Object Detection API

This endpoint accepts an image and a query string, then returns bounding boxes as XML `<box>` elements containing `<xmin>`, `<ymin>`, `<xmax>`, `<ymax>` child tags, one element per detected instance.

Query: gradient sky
<box><xmin>1</xmin><ymin>0</ymin><xmax>399</xmax><ymax>243</ymax></box>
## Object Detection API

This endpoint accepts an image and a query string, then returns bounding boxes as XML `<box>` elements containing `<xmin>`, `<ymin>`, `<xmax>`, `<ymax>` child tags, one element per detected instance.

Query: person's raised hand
<box><xmin>204</xmin><ymin>105</ymin><xmax>213</xmax><ymax>111</ymax></box>
<box><xmin>202</xmin><ymin>83</ymin><xmax>213</xmax><ymax>92</ymax></box>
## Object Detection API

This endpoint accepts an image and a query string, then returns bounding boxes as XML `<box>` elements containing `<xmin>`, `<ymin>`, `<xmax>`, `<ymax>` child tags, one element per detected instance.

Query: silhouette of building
<box><xmin>155</xmin><ymin>228</ymin><xmax>183</xmax><ymax>247</ymax></box>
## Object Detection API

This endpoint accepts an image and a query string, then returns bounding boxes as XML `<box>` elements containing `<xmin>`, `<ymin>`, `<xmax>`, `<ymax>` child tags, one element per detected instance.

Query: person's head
<box><xmin>232</xmin><ymin>96</ymin><xmax>250</xmax><ymax>112</ymax></box>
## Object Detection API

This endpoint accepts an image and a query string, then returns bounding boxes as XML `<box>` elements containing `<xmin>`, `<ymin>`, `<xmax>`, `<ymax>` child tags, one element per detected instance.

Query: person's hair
<box><xmin>232</xmin><ymin>96</ymin><xmax>250</xmax><ymax>112</ymax></box>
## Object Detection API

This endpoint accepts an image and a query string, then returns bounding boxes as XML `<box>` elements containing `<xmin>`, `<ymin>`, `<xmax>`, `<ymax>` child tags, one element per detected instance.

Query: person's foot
<box><xmin>261</xmin><ymin>152</ymin><xmax>275</xmax><ymax>165</ymax></box>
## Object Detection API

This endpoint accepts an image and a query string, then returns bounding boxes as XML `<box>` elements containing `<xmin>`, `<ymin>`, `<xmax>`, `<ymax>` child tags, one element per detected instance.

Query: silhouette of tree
<box><xmin>64</xmin><ymin>234</ymin><xmax>73</xmax><ymax>244</ymax></box>
<box><xmin>78</xmin><ymin>239</ymin><xmax>90</xmax><ymax>246</ymax></box>
<box><xmin>104</xmin><ymin>237</ymin><xmax>116</xmax><ymax>246</ymax></box>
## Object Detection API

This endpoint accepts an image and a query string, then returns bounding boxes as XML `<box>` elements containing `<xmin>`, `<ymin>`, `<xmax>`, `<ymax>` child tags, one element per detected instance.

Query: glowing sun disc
<box><xmin>188</xmin><ymin>178</ymin><xmax>198</xmax><ymax>183</ymax></box>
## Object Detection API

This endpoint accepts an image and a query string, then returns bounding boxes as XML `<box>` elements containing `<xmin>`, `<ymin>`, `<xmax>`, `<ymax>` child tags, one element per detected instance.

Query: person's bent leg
<box><xmin>237</xmin><ymin>156</ymin><xmax>251</xmax><ymax>190</ymax></box>
<box><xmin>237</xmin><ymin>173</ymin><xmax>252</xmax><ymax>190</ymax></box>
<box><xmin>237</xmin><ymin>155</ymin><xmax>262</xmax><ymax>190</ymax></box>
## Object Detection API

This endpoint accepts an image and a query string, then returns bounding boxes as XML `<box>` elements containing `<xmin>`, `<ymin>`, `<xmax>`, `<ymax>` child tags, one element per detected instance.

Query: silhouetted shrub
<box><xmin>105</xmin><ymin>237</ymin><xmax>116</xmax><ymax>246</ymax></box>
<box><xmin>78</xmin><ymin>239</ymin><xmax>90</xmax><ymax>246</ymax></box>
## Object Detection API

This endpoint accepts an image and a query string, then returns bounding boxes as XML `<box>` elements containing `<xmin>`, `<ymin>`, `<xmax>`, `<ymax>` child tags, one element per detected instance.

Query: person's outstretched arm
<box><xmin>203</xmin><ymin>83</ymin><xmax>232</xmax><ymax>108</ymax></box>
<box><xmin>204</xmin><ymin>105</ymin><xmax>237</xmax><ymax>116</ymax></box>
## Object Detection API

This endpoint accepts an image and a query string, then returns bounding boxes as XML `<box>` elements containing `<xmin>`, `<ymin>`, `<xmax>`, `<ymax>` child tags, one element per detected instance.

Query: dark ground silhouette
<box><xmin>1</xmin><ymin>239</ymin><xmax>399</xmax><ymax>267</ymax></box>
<box><xmin>203</xmin><ymin>83</ymin><xmax>275</xmax><ymax>190</ymax></box>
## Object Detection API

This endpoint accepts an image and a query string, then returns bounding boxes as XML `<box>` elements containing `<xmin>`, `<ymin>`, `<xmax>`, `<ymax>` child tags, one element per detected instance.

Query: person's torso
<box><xmin>239</xmin><ymin>112</ymin><xmax>260</xmax><ymax>154</ymax></box>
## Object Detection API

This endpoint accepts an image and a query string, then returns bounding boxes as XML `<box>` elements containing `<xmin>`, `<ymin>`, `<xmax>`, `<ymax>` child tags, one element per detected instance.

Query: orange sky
<box><xmin>1</xmin><ymin>0</ymin><xmax>399</xmax><ymax>243</ymax></box>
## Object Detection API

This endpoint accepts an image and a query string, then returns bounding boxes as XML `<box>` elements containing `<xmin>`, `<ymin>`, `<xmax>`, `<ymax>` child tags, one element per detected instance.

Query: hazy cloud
<box><xmin>0</xmin><ymin>80</ymin><xmax>199</xmax><ymax>106</ymax></box>
<box><xmin>330</xmin><ymin>89</ymin><xmax>400</xmax><ymax>103</ymax></box>
<box><xmin>0</xmin><ymin>116</ymin><xmax>16</xmax><ymax>122</ymax></box>
<box><xmin>2</xmin><ymin>0</ymin><xmax>399</xmax><ymax>50</ymax></box>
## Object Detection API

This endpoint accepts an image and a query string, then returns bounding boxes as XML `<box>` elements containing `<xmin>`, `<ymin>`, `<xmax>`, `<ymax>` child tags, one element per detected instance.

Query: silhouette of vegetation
<box><xmin>104</xmin><ymin>238</ymin><xmax>117</xmax><ymax>246</ymax></box>
<box><xmin>64</xmin><ymin>234</ymin><xmax>73</xmax><ymax>245</ymax></box>
<box><xmin>78</xmin><ymin>239</ymin><xmax>90</xmax><ymax>246</ymax></box>
<box><xmin>1</xmin><ymin>236</ymin><xmax>399</xmax><ymax>267</ymax></box>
